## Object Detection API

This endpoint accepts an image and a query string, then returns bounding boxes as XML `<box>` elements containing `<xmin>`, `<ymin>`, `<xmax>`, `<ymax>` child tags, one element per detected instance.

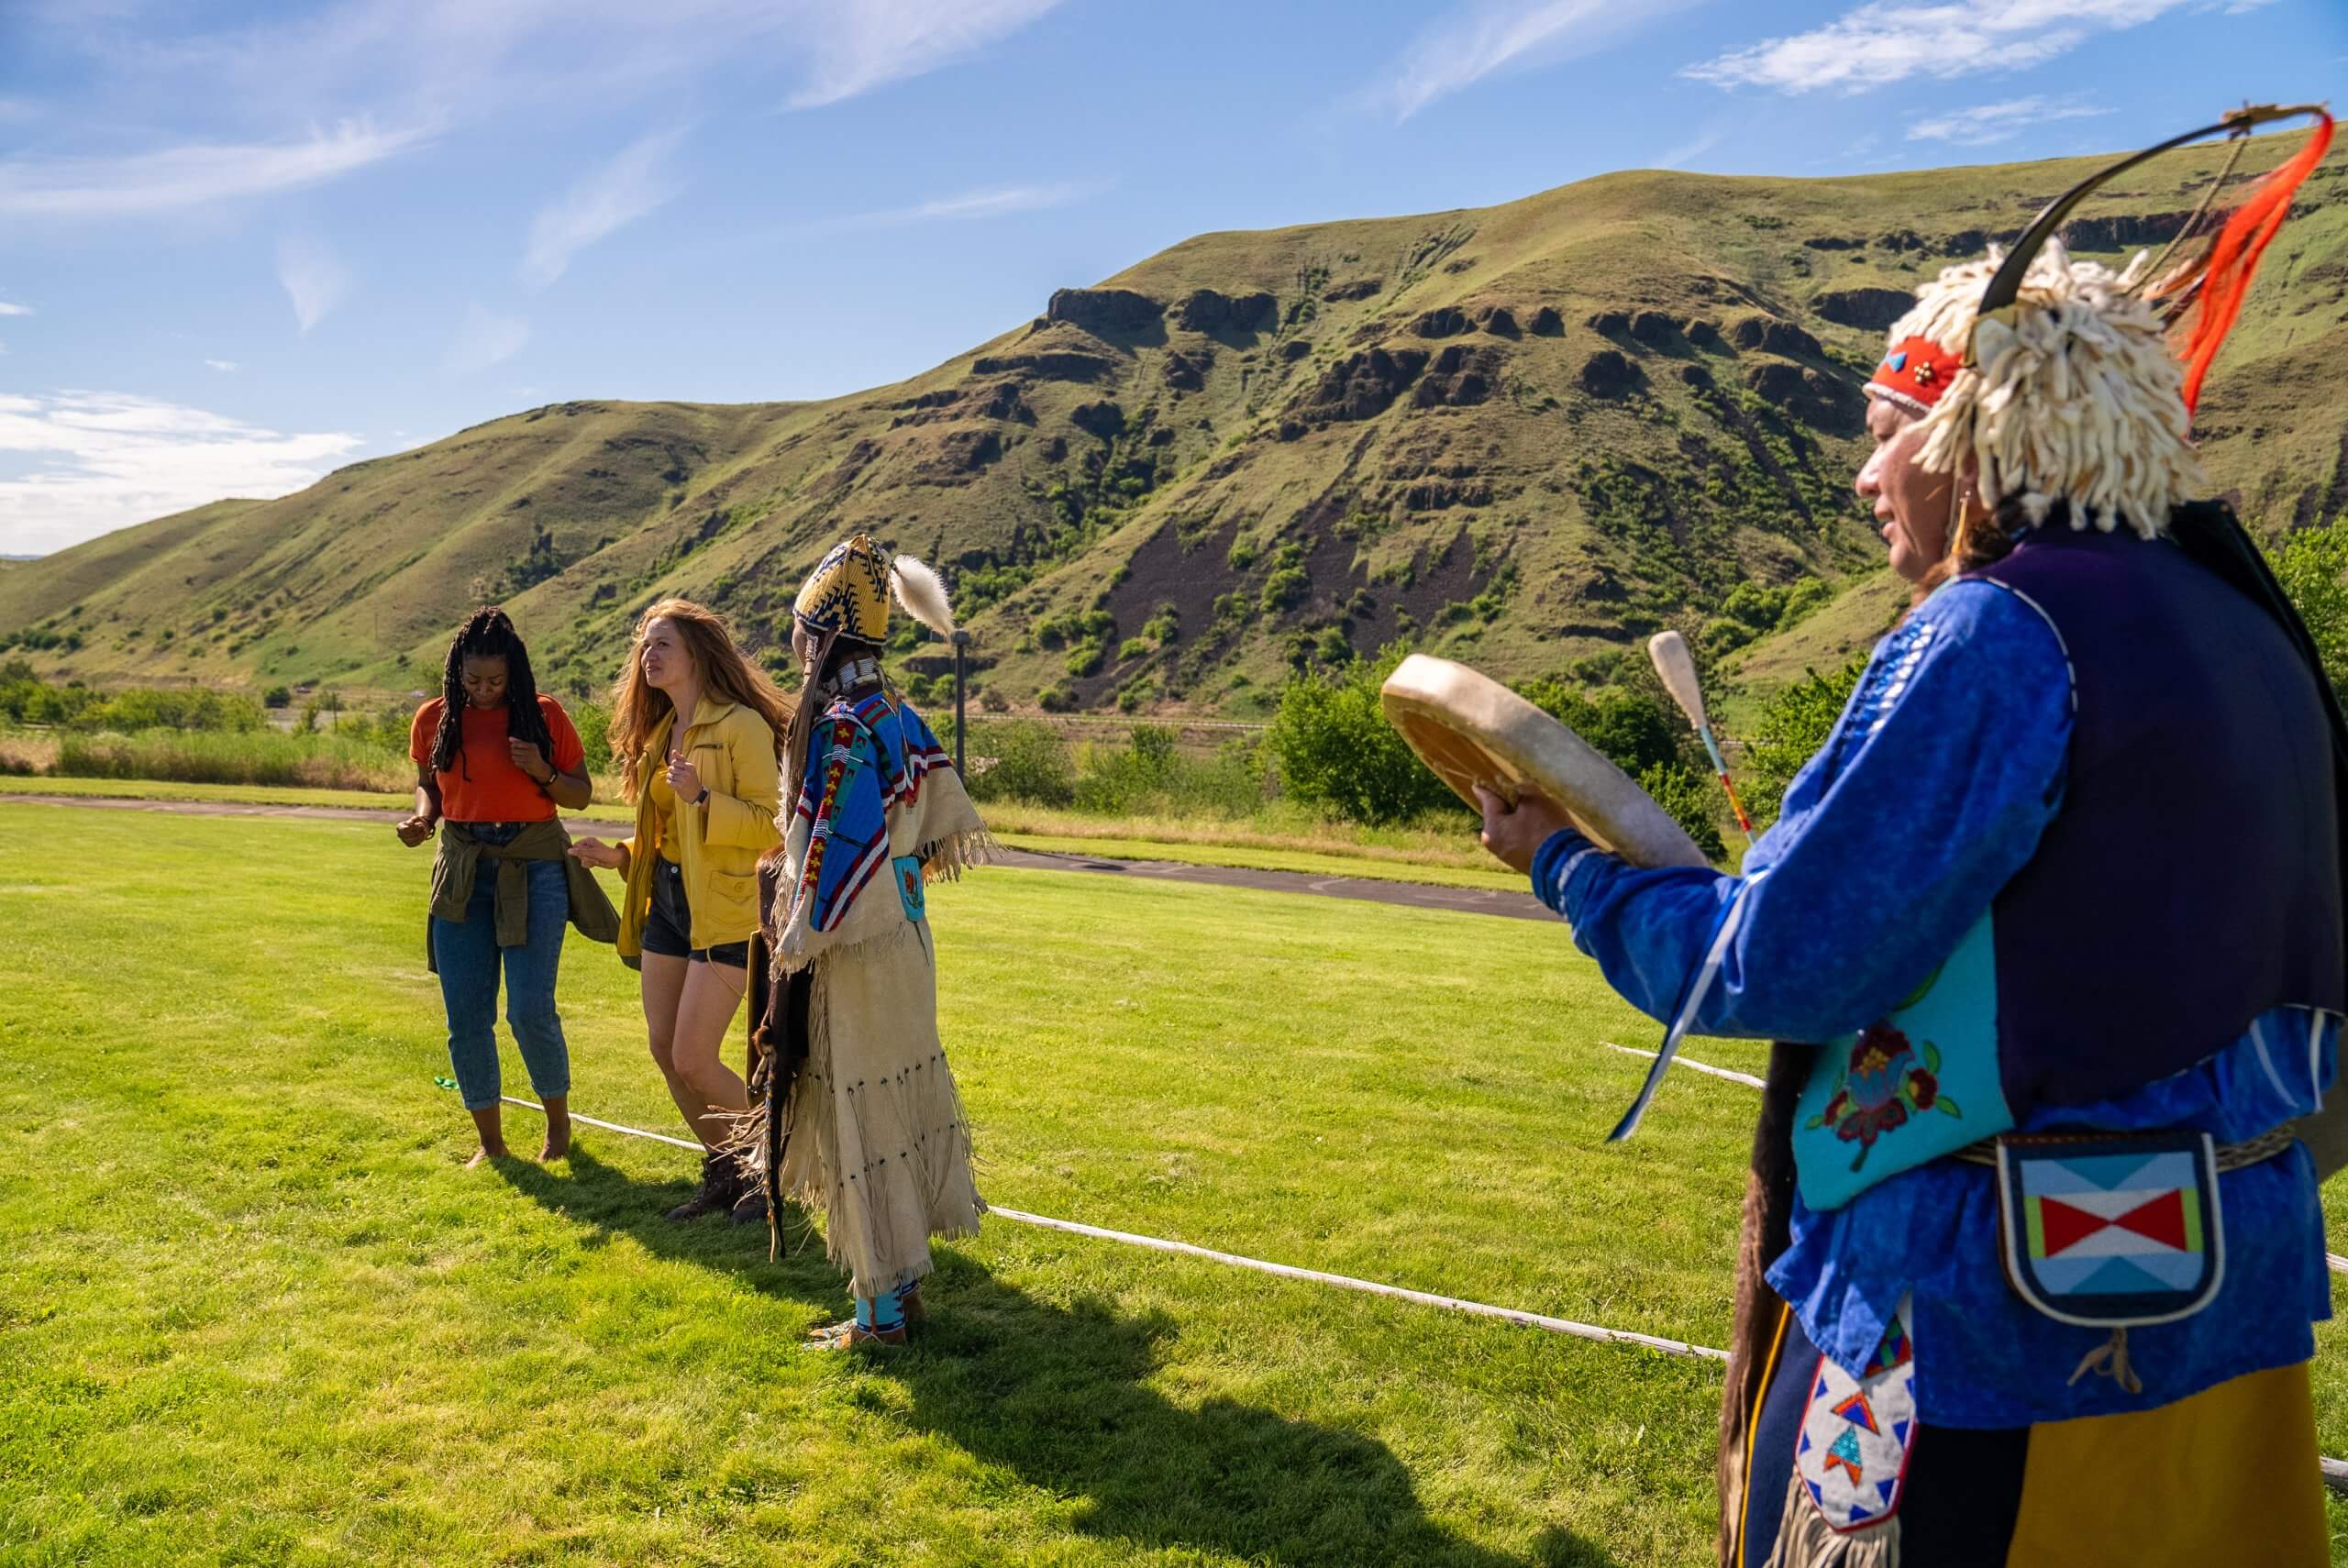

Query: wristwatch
<box><xmin>694</xmin><ymin>787</ymin><xmax>711</xmax><ymax>806</ymax></box>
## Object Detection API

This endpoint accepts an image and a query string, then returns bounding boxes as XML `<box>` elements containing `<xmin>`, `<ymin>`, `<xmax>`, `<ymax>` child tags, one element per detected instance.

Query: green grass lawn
<box><xmin>3</xmin><ymin>801</ymin><xmax>2343</xmax><ymax>1565</ymax></box>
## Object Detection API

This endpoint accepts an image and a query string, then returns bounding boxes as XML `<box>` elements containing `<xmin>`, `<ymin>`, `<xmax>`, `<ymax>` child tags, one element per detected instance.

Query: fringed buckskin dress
<box><xmin>742</xmin><ymin>677</ymin><xmax>991</xmax><ymax>1307</ymax></box>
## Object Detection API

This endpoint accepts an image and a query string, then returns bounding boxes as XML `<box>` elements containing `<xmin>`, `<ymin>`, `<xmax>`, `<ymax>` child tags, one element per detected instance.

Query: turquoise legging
<box><xmin>854</xmin><ymin>1279</ymin><xmax>923</xmax><ymax>1332</ymax></box>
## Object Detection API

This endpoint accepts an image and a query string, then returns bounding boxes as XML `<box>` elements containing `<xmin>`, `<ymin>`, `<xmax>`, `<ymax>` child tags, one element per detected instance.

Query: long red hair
<box><xmin>607</xmin><ymin>598</ymin><xmax>794</xmax><ymax>801</ymax></box>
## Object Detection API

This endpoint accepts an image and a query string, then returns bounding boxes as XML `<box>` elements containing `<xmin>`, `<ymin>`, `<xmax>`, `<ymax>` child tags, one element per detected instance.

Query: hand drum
<box><xmin>1379</xmin><ymin>654</ymin><xmax>1709</xmax><ymax>869</ymax></box>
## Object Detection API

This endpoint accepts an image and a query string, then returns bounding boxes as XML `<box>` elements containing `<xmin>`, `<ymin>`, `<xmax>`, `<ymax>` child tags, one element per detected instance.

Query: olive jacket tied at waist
<box><xmin>426</xmin><ymin>819</ymin><xmax>619</xmax><ymax>973</ymax></box>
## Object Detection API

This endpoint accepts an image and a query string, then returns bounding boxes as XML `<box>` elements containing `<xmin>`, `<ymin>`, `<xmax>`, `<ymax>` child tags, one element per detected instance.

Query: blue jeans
<box><xmin>430</xmin><ymin>824</ymin><xmax>571</xmax><ymax>1111</ymax></box>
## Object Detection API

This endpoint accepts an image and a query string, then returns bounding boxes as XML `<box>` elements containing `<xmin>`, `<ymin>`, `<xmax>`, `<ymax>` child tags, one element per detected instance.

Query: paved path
<box><xmin>1</xmin><ymin>793</ymin><xmax>1552</xmax><ymax>922</ymax></box>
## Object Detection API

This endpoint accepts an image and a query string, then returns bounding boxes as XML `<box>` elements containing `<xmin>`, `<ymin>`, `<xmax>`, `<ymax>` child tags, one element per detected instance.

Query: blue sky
<box><xmin>1</xmin><ymin>0</ymin><xmax>2342</xmax><ymax>556</ymax></box>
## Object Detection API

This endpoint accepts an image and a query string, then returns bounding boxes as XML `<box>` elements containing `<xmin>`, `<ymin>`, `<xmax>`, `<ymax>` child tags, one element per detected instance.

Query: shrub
<box><xmin>1259</xmin><ymin>568</ymin><xmax>1309</xmax><ymax>613</ymax></box>
<box><xmin>263</xmin><ymin>686</ymin><xmax>293</xmax><ymax>710</ymax></box>
<box><xmin>1637</xmin><ymin>762</ymin><xmax>1727</xmax><ymax>860</ymax></box>
<box><xmin>1780</xmin><ymin>576</ymin><xmax>1834</xmax><ymax>626</ymax></box>
<box><xmin>571</xmin><ymin>701</ymin><xmax>614</xmax><ymax>774</ymax></box>
<box><xmin>1513</xmin><ymin>678</ymin><xmax>1720</xmax><ymax>852</ymax></box>
<box><xmin>1742</xmin><ymin>655</ymin><xmax>1867</xmax><ymax>826</ymax></box>
<box><xmin>1267</xmin><ymin>642</ymin><xmax>1462</xmax><ymax>826</ymax></box>
<box><xmin>964</xmin><ymin>719</ymin><xmax>1075</xmax><ymax>806</ymax></box>
<box><xmin>0</xmin><ymin>676</ymin><xmax>269</xmax><ymax>734</ymax></box>
<box><xmin>75</xmin><ymin>688</ymin><xmax>264</xmax><ymax>734</ymax></box>
<box><xmin>0</xmin><ymin>667</ymin><xmax>96</xmax><ymax>726</ymax></box>
<box><xmin>1512</xmin><ymin>681</ymin><xmax>1682</xmax><ymax>777</ymax></box>
<box><xmin>1721</xmin><ymin>580</ymin><xmax>1786</xmax><ymax>631</ymax></box>
<box><xmin>1702</xmin><ymin>616</ymin><xmax>1758</xmax><ymax>656</ymax></box>
<box><xmin>1716</xmin><ymin>576</ymin><xmax>1838</xmax><ymax>645</ymax></box>
<box><xmin>2269</xmin><ymin>517</ymin><xmax>2348</xmax><ymax>695</ymax></box>
<box><xmin>1073</xmin><ymin>726</ymin><xmax>1265</xmax><ymax>817</ymax></box>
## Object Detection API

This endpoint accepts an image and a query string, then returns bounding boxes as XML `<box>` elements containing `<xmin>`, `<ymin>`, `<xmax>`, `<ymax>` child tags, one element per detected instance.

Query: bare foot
<box><xmin>540</xmin><ymin>1121</ymin><xmax>571</xmax><ymax>1161</ymax></box>
<box><xmin>466</xmin><ymin>1143</ymin><xmax>509</xmax><ymax>1169</ymax></box>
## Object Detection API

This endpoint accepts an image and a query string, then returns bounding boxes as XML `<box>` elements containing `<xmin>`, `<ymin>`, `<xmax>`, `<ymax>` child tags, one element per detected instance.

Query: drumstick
<box><xmin>1647</xmin><ymin>631</ymin><xmax>1754</xmax><ymax>844</ymax></box>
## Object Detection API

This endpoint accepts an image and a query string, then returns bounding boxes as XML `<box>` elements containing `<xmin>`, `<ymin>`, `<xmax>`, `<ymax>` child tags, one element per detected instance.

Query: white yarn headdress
<box><xmin>1890</xmin><ymin>239</ymin><xmax>2206</xmax><ymax>540</ymax></box>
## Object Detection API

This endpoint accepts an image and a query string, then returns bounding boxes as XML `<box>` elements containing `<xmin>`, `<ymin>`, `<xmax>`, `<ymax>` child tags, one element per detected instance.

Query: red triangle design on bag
<box><xmin>2037</xmin><ymin>1197</ymin><xmax>2105</xmax><ymax>1256</ymax></box>
<box><xmin>2111</xmin><ymin>1189</ymin><xmax>2187</xmax><ymax>1250</ymax></box>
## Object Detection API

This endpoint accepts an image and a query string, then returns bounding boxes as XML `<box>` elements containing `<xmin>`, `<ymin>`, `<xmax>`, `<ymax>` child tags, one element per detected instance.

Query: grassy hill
<box><xmin>4</xmin><ymin>131</ymin><xmax>2342</xmax><ymax>712</ymax></box>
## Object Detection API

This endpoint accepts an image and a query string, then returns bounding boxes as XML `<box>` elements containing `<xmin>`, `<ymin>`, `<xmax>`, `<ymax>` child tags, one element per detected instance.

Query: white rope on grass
<box><xmin>988</xmin><ymin>1205</ymin><xmax>1727</xmax><ymax>1361</ymax></box>
<box><xmin>504</xmin><ymin>1097</ymin><xmax>704</xmax><ymax>1151</ymax></box>
<box><xmin>1599</xmin><ymin>1041</ymin><xmax>1767</xmax><ymax>1089</ymax></box>
<box><xmin>494</xmin><ymin>1096</ymin><xmax>2348</xmax><ymax>1487</ymax></box>
<box><xmin>495</xmin><ymin>1096</ymin><xmax>1727</xmax><ymax>1362</ymax></box>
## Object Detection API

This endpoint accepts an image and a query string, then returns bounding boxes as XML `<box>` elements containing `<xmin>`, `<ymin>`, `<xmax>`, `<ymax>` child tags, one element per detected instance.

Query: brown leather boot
<box><xmin>665</xmin><ymin>1152</ymin><xmax>737</xmax><ymax>1222</ymax></box>
<box><xmin>729</xmin><ymin>1186</ymin><xmax>769</xmax><ymax>1226</ymax></box>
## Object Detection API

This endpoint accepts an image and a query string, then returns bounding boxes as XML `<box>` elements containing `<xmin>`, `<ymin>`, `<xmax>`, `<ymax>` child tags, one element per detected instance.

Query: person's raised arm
<box><xmin>1520</xmin><ymin>581</ymin><xmax>2074</xmax><ymax>1043</ymax></box>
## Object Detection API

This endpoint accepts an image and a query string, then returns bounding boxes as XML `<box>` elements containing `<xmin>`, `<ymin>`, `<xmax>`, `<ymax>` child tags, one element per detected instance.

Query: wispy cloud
<box><xmin>276</xmin><ymin>234</ymin><xmax>351</xmax><ymax>333</ymax></box>
<box><xmin>0</xmin><ymin>119</ymin><xmax>434</xmax><ymax>219</ymax></box>
<box><xmin>1686</xmin><ymin>0</ymin><xmax>2189</xmax><ymax>94</ymax></box>
<box><xmin>0</xmin><ymin>391</ymin><xmax>364</xmax><ymax>556</ymax></box>
<box><xmin>784</xmin><ymin>0</ymin><xmax>1073</xmax><ymax>109</ymax></box>
<box><xmin>521</xmin><ymin>127</ymin><xmax>688</xmax><ymax>288</ymax></box>
<box><xmin>1366</xmin><ymin>0</ymin><xmax>1704</xmax><ymax>122</ymax></box>
<box><xmin>39</xmin><ymin>2</ymin><xmax>1069</xmax><ymax>132</ymax></box>
<box><xmin>1907</xmin><ymin>94</ymin><xmax>2111</xmax><ymax>147</ymax></box>
<box><xmin>0</xmin><ymin>301</ymin><xmax>30</xmax><ymax>317</ymax></box>
<box><xmin>446</xmin><ymin>304</ymin><xmax>528</xmax><ymax>377</ymax></box>
<box><xmin>204</xmin><ymin>359</ymin><xmax>240</xmax><ymax>372</ymax></box>
<box><xmin>0</xmin><ymin>2</ymin><xmax>1070</xmax><ymax>254</ymax></box>
<box><xmin>812</xmin><ymin>181</ymin><xmax>1101</xmax><ymax>232</ymax></box>
<box><xmin>1654</xmin><ymin>127</ymin><xmax>1728</xmax><ymax>170</ymax></box>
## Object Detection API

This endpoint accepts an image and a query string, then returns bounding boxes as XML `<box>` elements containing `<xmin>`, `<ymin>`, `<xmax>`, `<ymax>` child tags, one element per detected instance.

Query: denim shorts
<box><xmin>640</xmin><ymin>856</ymin><xmax>750</xmax><ymax>967</ymax></box>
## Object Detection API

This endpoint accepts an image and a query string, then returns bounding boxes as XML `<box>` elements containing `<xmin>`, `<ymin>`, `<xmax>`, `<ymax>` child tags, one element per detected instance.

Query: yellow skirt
<box><xmin>1740</xmin><ymin>1303</ymin><xmax>2328</xmax><ymax>1567</ymax></box>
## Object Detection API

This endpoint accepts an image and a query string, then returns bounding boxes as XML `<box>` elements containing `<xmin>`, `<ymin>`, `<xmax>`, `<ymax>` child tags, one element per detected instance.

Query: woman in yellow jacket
<box><xmin>571</xmin><ymin>599</ymin><xmax>794</xmax><ymax>1221</ymax></box>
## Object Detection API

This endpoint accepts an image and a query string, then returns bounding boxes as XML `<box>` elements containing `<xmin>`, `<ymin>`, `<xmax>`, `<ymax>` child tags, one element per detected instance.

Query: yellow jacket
<box><xmin>612</xmin><ymin>698</ymin><xmax>784</xmax><ymax>961</ymax></box>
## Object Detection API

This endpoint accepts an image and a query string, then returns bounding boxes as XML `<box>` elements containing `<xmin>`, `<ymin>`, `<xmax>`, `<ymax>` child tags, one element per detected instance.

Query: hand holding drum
<box><xmin>1379</xmin><ymin>655</ymin><xmax>1709</xmax><ymax>871</ymax></box>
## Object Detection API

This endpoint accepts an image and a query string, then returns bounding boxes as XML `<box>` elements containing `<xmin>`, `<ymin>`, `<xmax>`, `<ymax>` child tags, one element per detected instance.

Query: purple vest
<box><xmin>1975</xmin><ymin>525</ymin><xmax>2345</xmax><ymax>1115</ymax></box>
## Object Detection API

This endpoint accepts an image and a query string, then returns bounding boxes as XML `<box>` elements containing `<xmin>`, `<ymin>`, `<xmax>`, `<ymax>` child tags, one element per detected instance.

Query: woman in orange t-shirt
<box><xmin>397</xmin><ymin>608</ymin><xmax>593</xmax><ymax>1166</ymax></box>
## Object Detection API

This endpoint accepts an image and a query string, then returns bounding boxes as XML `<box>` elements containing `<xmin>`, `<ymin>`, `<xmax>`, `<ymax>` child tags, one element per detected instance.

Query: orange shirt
<box><xmin>408</xmin><ymin>695</ymin><xmax>585</xmax><ymax>823</ymax></box>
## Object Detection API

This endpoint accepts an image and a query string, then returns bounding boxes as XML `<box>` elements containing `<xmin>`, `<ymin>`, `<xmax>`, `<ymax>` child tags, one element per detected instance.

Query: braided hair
<box><xmin>429</xmin><ymin>607</ymin><xmax>553</xmax><ymax>778</ymax></box>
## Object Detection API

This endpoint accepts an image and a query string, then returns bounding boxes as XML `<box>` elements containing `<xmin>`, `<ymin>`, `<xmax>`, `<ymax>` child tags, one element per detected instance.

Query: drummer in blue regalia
<box><xmin>1478</xmin><ymin>108</ymin><xmax>2343</xmax><ymax>1567</ymax></box>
